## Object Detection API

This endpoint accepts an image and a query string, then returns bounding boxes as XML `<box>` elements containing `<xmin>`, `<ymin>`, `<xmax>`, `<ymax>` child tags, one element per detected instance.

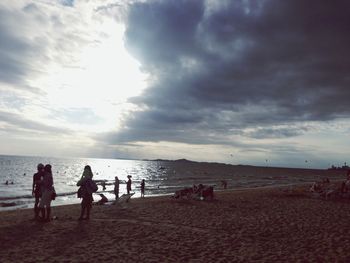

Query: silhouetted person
<box><xmin>140</xmin><ymin>179</ymin><xmax>145</xmax><ymax>198</ymax></box>
<box><xmin>77</xmin><ymin>165</ymin><xmax>95</xmax><ymax>220</ymax></box>
<box><xmin>32</xmin><ymin>163</ymin><xmax>44</xmax><ymax>219</ymax></box>
<box><xmin>96</xmin><ymin>194</ymin><xmax>108</xmax><ymax>205</ymax></box>
<box><xmin>114</xmin><ymin>176</ymin><xmax>119</xmax><ymax>200</ymax></box>
<box><xmin>39</xmin><ymin>164</ymin><xmax>54</xmax><ymax>222</ymax></box>
<box><xmin>126</xmin><ymin>175</ymin><xmax>132</xmax><ymax>194</ymax></box>
<box><xmin>221</xmin><ymin>180</ymin><xmax>227</xmax><ymax>189</ymax></box>
<box><xmin>101</xmin><ymin>181</ymin><xmax>106</xmax><ymax>191</ymax></box>
<box><xmin>341</xmin><ymin>181</ymin><xmax>346</xmax><ymax>193</ymax></box>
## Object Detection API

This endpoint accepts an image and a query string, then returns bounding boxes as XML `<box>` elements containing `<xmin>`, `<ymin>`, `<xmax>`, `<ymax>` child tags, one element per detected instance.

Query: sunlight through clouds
<box><xmin>40</xmin><ymin>21</ymin><xmax>147</xmax><ymax>132</ymax></box>
<box><xmin>19</xmin><ymin>1</ymin><xmax>148</xmax><ymax>133</ymax></box>
<box><xmin>0</xmin><ymin>0</ymin><xmax>148</xmax><ymax>155</ymax></box>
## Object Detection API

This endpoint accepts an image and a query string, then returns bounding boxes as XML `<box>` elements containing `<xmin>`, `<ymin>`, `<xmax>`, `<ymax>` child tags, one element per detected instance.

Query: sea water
<box><xmin>0</xmin><ymin>155</ymin><xmax>346</xmax><ymax>211</ymax></box>
<box><xmin>0</xmin><ymin>155</ymin><xmax>175</xmax><ymax>211</ymax></box>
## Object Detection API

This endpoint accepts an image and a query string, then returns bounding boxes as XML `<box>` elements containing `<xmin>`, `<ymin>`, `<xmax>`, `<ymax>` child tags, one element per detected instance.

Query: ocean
<box><xmin>0</xmin><ymin>155</ymin><xmax>346</xmax><ymax>211</ymax></box>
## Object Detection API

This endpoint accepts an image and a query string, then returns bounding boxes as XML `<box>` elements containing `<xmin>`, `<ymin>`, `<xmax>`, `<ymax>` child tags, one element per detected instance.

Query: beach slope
<box><xmin>1</xmin><ymin>186</ymin><xmax>350</xmax><ymax>262</ymax></box>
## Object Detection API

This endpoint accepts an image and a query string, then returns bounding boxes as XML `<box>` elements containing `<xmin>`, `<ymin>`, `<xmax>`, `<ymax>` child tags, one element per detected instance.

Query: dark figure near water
<box><xmin>32</xmin><ymin>163</ymin><xmax>44</xmax><ymax>219</ymax></box>
<box><xmin>77</xmin><ymin>165</ymin><xmax>94</xmax><ymax>220</ymax></box>
<box><xmin>140</xmin><ymin>179</ymin><xmax>145</xmax><ymax>198</ymax></box>
<box><xmin>126</xmin><ymin>175</ymin><xmax>132</xmax><ymax>194</ymax></box>
<box><xmin>114</xmin><ymin>176</ymin><xmax>119</xmax><ymax>200</ymax></box>
<box><xmin>101</xmin><ymin>181</ymin><xmax>106</xmax><ymax>191</ymax></box>
<box><xmin>221</xmin><ymin>180</ymin><xmax>227</xmax><ymax>189</ymax></box>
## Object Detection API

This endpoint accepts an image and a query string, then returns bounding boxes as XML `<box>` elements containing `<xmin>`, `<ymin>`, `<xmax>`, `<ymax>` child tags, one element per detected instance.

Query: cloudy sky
<box><xmin>1</xmin><ymin>0</ymin><xmax>350</xmax><ymax>168</ymax></box>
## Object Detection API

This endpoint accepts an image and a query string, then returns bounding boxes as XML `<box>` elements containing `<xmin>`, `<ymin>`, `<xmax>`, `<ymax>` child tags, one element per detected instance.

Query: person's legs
<box><xmin>46</xmin><ymin>205</ymin><xmax>51</xmax><ymax>221</ymax></box>
<box><xmin>41</xmin><ymin>207</ymin><xmax>46</xmax><ymax>219</ymax></box>
<box><xmin>38</xmin><ymin>192</ymin><xmax>47</xmax><ymax>220</ymax></box>
<box><xmin>39</xmin><ymin>190</ymin><xmax>52</xmax><ymax>221</ymax></box>
<box><xmin>85</xmin><ymin>195</ymin><xmax>93</xmax><ymax>219</ymax></box>
<box><xmin>79</xmin><ymin>202</ymin><xmax>86</xmax><ymax>220</ymax></box>
<box><xmin>34</xmin><ymin>196</ymin><xmax>40</xmax><ymax>219</ymax></box>
<box><xmin>79</xmin><ymin>195</ymin><xmax>93</xmax><ymax>220</ymax></box>
<box><xmin>86</xmin><ymin>205</ymin><xmax>91</xmax><ymax>220</ymax></box>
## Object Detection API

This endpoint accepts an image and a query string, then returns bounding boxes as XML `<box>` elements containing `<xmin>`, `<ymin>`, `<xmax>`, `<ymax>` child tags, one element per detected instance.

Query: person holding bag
<box><xmin>77</xmin><ymin>165</ymin><xmax>97</xmax><ymax>220</ymax></box>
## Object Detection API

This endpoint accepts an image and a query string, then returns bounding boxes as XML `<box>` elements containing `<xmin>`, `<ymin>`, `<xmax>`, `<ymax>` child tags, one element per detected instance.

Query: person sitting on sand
<box><xmin>32</xmin><ymin>163</ymin><xmax>44</xmax><ymax>219</ymax></box>
<box><xmin>140</xmin><ymin>179</ymin><xmax>145</xmax><ymax>198</ymax></box>
<box><xmin>126</xmin><ymin>175</ymin><xmax>132</xmax><ymax>195</ymax></box>
<box><xmin>310</xmin><ymin>181</ymin><xmax>324</xmax><ymax>193</ymax></box>
<box><xmin>96</xmin><ymin>194</ymin><xmax>108</xmax><ymax>205</ymax></box>
<box><xmin>38</xmin><ymin>164</ymin><xmax>54</xmax><ymax>222</ymax></box>
<box><xmin>114</xmin><ymin>176</ymin><xmax>119</xmax><ymax>200</ymax></box>
<box><xmin>77</xmin><ymin>165</ymin><xmax>95</xmax><ymax>220</ymax></box>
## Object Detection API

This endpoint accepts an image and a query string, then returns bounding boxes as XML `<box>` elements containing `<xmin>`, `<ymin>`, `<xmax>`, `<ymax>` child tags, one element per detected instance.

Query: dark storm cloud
<box><xmin>243</xmin><ymin>126</ymin><xmax>309</xmax><ymax>139</ymax></box>
<box><xmin>110</xmin><ymin>0</ymin><xmax>350</xmax><ymax>145</ymax></box>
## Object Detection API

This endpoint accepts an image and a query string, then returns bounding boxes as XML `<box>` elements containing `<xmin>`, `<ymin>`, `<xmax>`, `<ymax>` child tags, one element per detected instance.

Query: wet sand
<box><xmin>1</xmin><ymin>185</ymin><xmax>350</xmax><ymax>262</ymax></box>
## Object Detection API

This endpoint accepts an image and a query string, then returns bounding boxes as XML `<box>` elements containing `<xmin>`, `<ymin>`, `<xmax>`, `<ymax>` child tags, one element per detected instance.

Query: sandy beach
<box><xmin>1</xmin><ymin>184</ymin><xmax>350</xmax><ymax>262</ymax></box>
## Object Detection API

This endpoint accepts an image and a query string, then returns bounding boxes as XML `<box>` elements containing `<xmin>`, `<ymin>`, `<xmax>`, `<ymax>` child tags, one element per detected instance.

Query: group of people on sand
<box><xmin>309</xmin><ymin>170</ymin><xmax>350</xmax><ymax>200</ymax></box>
<box><xmin>32</xmin><ymin>163</ymin><xmax>146</xmax><ymax>221</ymax></box>
<box><xmin>309</xmin><ymin>178</ymin><xmax>330</xmax><ymax>193</ymax></box>
<box><xmin>174</xmin><ymin>183</ymin><xmax>214</xmax><ymax>200</ymax></box>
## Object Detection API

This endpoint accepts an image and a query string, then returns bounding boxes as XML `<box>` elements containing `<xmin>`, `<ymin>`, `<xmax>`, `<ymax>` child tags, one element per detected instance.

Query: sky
<box><xmin>0</xmin><ymin>0</ymin><xmax>350</xmax><ymax>169</ymax></box>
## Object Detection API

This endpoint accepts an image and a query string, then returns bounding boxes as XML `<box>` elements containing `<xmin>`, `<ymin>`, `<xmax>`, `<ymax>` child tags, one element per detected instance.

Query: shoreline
<box><xmin>0</xmin><ymin>181</ymin><xmax>314</xmax><ymax>212</ymax></box>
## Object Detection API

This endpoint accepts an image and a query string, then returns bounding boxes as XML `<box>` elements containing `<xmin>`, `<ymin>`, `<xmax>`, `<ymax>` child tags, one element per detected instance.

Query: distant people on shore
<box><xmin>39</xmin><ymin>164</ymin><xmax>54</xmax><ymax>222</ymax></box>
<box><xmin>32</xmin><ymin>163</ymin><xmax>44</xmax><ymax>219</ymax></box>
<box><xmin>77</xmin><ymin>165</ymin><xmax>97</xmax><ymax>220</ymax></box>
<box><xmin>114</xmin><ymin>176</ymin><xmax>119</xmax><ymax>200</ymax></box>
<box><xmin>140</xmin><ymin>179</ymin><xmax>145</xmax><ymax>198</ymax></box>
<box><xmin>126</xmin><ymin>175</ymin><xmax>132</xmax><ymax>195</ymax></box>
<box><xmin>101</xmin><ymin>181</ymin><xmax>106</xmax><ymax>191</ymax></box>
